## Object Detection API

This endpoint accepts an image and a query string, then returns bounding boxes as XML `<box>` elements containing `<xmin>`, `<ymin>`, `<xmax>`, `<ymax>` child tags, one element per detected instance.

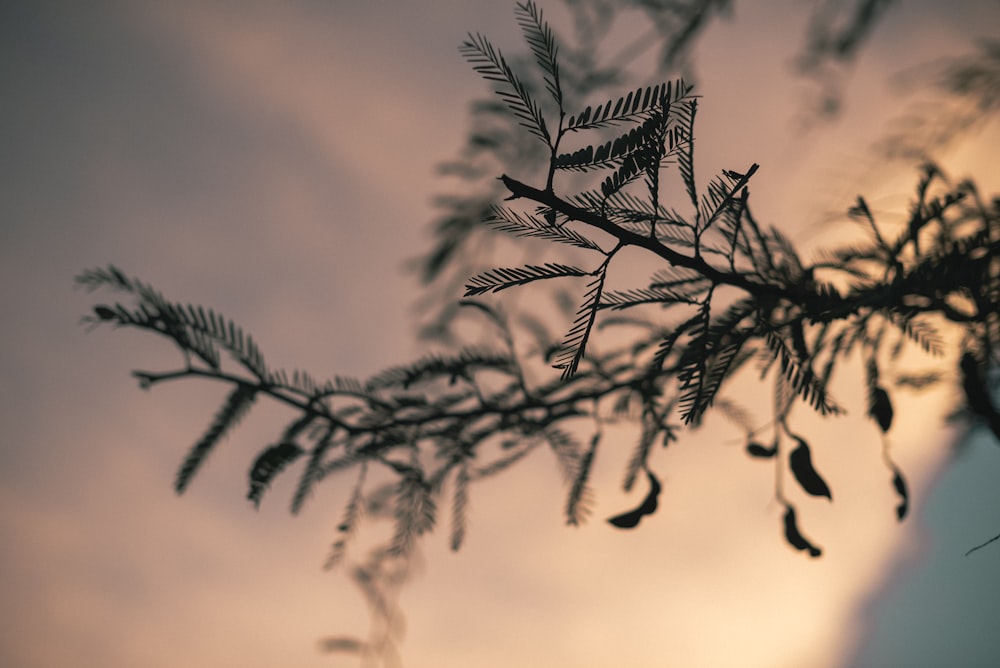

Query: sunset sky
<box><xmin>2</xmin><ymin>1</ymin><xmax>1000</xmax><ymax>667</ymax></box>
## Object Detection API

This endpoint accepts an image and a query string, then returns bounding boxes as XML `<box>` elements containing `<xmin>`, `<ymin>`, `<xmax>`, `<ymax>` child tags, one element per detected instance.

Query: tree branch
<box><xmin>500</xmin><ymin>172</ymin><xmax>770</xmax><ymax>296</ymax></box>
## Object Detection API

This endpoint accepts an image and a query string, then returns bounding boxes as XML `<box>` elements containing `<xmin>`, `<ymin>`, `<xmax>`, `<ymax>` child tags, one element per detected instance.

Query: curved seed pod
<box><xmin>960</xmin><ymin>352</ymin><xmax>993</xmax><ymax>417</ymax></box>
<box><xmin>783</xmin><ymin>505</ymin><xmax>822</xmax><ymax>557</ymax></box>
<box><xmin>869</xmin><ymin>387</ymin><xmax>894</xmax><ymax>432</ymax></box>
<box><xmin>637</xmin><ymin>470</ymin><xmax>661</xmax><ymax>515</ymax></box>
<box><xmin>607</xmin><ymin>506</ymin><xmax>644</xmax><ymax>529</ymax></box>
<box><xmin>746</xmin><ymin>441</ymin><xmax>777</xmax><ymax>458</ymax></box>
<box><xmin>789</xmin><ymin>437</ymin><xmax>832</xmax><ymax>500</ymax></box>
<box><xmin>892</xmin><ymin>469</ymin><xmax>909</xmax><ymax>520</ymax></box>
<box><xmin>608</xmin><ymin>470</ymin><xmax>661</xmax><ymax>529</ymax></box>
<box><xmin>93</xmin><ymin>305</ymin><xmax>117</xmax><ymax>320</ymax></box>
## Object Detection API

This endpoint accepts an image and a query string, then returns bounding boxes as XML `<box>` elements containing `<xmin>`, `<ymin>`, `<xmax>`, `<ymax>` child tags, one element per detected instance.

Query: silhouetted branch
<box><xmin>75</xmin><ymin>2</ymin><xmax>1000</xmax><ymax>665</ymax></box>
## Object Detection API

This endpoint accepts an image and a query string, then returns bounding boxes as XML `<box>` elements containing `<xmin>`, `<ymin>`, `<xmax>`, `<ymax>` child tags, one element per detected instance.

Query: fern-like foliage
<box><xmin>565</xmin><ymin>79</ymin><xmax>692</xmax><ymax>131</ymax></box>
<box><xmin>449</xmin><ymin>462</ymin><xmax>471</xmax><ymax>551</ymax></box>
<box><xmin>81</xmin><ymin>268</ymin><xmax>270</xmax><ymax>379</ymax></box>
<box><xmin>324</xmin><ymin>462</ymin><xmax>368</xmax><ymax>570</ymax></box>
<box><xmin>460</xmin><ymin>32</ymin><xmax>551</xmax><ymax>145</ymax></box>
<box><xmin>248</xmin><ymin>442</ymin><xmax>305</xmax><ymax>508</ymax></box>
<box><xmin>465</xmin><ymin>263</ymin><xmax>589</xmax><ymax>296</ymax></box>
<box><xmin>671</xmin><ymin>297</ymin><xmax>760</xmax><ymax>426</ymax></box>
<box><xmin>566</xmin><ymin>432</ymin><xmax>599</xmax><ymax>526</ymax></box>
<box><xmin>675</xmin><ymin>98</ymin><xmax>699</xmax><ymax>211</ymax></box>
<box><xmin>175</xmin><ymin>383</ymin><xmax>256</xmax><ymax>493</ymax></box>
<box><xmin>79</xmin><ymin>6</ymin><xmax>1000</xmax><ymax>664</ymax></box>
<box><xmin>485</xmin><ymin>206</ymin><xmax>602</xmax><ymax>250</ymax></box>
<box><xmin>552</xmin><ymin>272</ymin><xmax>607</xmax><ymax>379</ymax></box>
<box><xmin>761</xmin><ymin>329</ymin><xmax>840</xmax><ymax>417</ymax></box>
<box><xmin>290</xmin><ymin>427</ymin><xmax>336</xmax><ymax>515</ymax></box>
<box><xmin>556</xmin><ymin>110</ymin><xmax>671</xmax><ymax>171</ymax></box>
<box><xmin>599</xmin><ymin>286</ymin><xmax>698</xmax><ymax>310</ymax></box>
<box><xmin>366</xmin><ymin>348</ymin><xmax>515</xmax><ymax>390</ymax></box>
<box><xmin>515</xmin><ymin>1</ymin><xmax>562</xmax><ymax>107</ymax></box>
<box><xmin>543</xmin><ymin>427</ymin><xmax>584</xmax><ymax>483</ymax></box>
<box><xmin>389</xmin><ymin>472</ymin><xmax>437</xmax><ymax>557</ymax></box>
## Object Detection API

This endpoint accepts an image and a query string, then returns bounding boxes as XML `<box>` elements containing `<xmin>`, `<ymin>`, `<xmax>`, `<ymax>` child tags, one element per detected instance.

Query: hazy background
<box><xmin>2</xmin><ymin>1</ymin><xmax>999</xmax><ymax>666</ymax></box>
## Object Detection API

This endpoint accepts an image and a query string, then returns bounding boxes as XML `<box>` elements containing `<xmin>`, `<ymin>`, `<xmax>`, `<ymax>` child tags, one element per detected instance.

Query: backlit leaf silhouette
<box><xmin>783</xmin><ymin>505</ymin><xmax>822</xmax><ymax>558</ymax></box>
<box><xmin>566</xmin><ymin>432</ymin><xmax>599</xmax><ymax>526</ymax></box>
<box><xmin>552</xmin><ymin>273</ymin><xmax>607</xmax><ymax>379</ymax></box>
<box><xmin>789</xmin><ymin>437</ymin><xmax>832</xmax><ymax>500</ymax></box>
<box><xmin>892</xmin><ymin>468</ymin><xmax>909</xmax><ymax>521</ymax></box>
<box><xmin>484</xmin><ymin>206</ymin><xmax>602</xmax><ymax>250</ymax></box>
<box><xmin>608</xmin><ymin>470</ymin><xmax>662</xmax><ymax>529</ymax></box>
<box><xmin>565</xmin><ymin>79</ymin><xmax>692</xmax><ymax>131</ymax></box>
<box><xmin>556</xmin><ymin>111</ymin><xmax>669</xmax><ymax>173</ymax></box>
<box><xmin>465</xmin><ymin>263</ymin><xmax>589</xmax><ymax>296</ymax></box>
<box><xmin>515</xmin><ymin>1</ymin><xmax>562</xmax><ymax>106</ymax></box>
<box><xmin>175</xmin><ymin>384</ymin><xmax>256</xmax><ymax>494</ymax></box>
<box><xmin>247</xmin><ymin>442</ymin><xmax>305</xmax><ymax>509</ymax></box>
<box><xmin>868</xmin><ymin>386</ymin><xmax>894</xmax><ymax>432</ymax></box>
<box><xmin>746</xmin><ymin>442</ymin><xmax>777</xmax><ymax>458</ymax></box>
<box><xmin>76</xmin><ymin>5</ymin><xmax>1000</xmax><ymax>659</ymax></box>
<box><xmin>460</xmin><ymin>32</ymin><xmax>550</xmax><ymax>144</ymax></box>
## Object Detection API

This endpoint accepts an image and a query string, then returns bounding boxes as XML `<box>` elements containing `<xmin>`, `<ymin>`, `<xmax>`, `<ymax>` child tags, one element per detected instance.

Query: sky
<box><xmin>2</xmin><ymin>1</ymin><xmax>999</xmax><ymax>667</ymax></box>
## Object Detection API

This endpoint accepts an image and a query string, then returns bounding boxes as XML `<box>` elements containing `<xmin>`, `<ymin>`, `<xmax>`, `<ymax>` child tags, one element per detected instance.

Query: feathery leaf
<box><xmin>676</xmin><ymin>99</ymin><xmax>698</xmax><ymax>212</ymax></box>
<box><xmin>291</xmin><ymin>428</ymin><xmax>335</xmax><ymax>515</ymax></box>
<box><xmin>389</xmin><ymin>473</ymin><xmax>437</xmax><ymax>556</ymax></box>
<box><xmin>553</xmin><ymin>272</ymin><xmax>607</xmax><ymax>379</ymax></box>
<box><xmin>556</xmin><ymin>111</ymin><xmax>667</xmax><ymax>172</ymax></box>
<box><xmin>566</xmin><ymin>432</ymin><xmax>599</xmax><ymax>526</ymax></box>
<box><xmin>543</xmin><ymin>427</ymin><xmax>583</xmax><ymax>483</ymax></box>
<box><xmin>762</xmin><ymin>329</ymin><xmax>840</xmax><ymax>415</ymax></box>
<box><xmin>465</xmin><ymin>263</ymin><xmax>589</xmax><ymax>296</ymax></box>
<box><xmin>324</xmin><ymin>463</ymin><xmax>368</xmax><ymax>570</ymax></box>
<box><xmin>460</xmin><ymin>33</ymin><xmax>550</xmax><ymax>144</ymax></box>
<box><xmin>247</xmin><ymin>442</ymin><xmax>305</xmax><ymax>508</ymax></box>
<box><xmin>450</xmin><ymin>462</ymin><xmax>471</xmax><ymax>551</ymax></box>
<box><xmin>175</xmin><ymin>384</ymin><xmax>256</xmax><ymax>494</ymax></box>
<box><xmin>565</xmin><ymin>79</ymin><xmax>692</xmax><ymax>131</ymax></box>
<box><xmin>485</xmin><ymin>206</ymin><xmax>602</xmax><ymax>250</ymax></box>
<box><xmin>599</xmin><ymin>286</ymin><xmax>697</xmax><ymax>311</ymax></box>
<box><xmin>514</xmin><ymin>1</ymin><xmax>562</xmax><ymax>105</ymax></box>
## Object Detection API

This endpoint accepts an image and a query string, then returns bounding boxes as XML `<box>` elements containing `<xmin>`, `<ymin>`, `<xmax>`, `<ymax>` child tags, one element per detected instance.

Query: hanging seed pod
<box><xmin>789</xmin><ymin>437</ymin><xmax>832</xmax><ymax>500</ymax></box>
